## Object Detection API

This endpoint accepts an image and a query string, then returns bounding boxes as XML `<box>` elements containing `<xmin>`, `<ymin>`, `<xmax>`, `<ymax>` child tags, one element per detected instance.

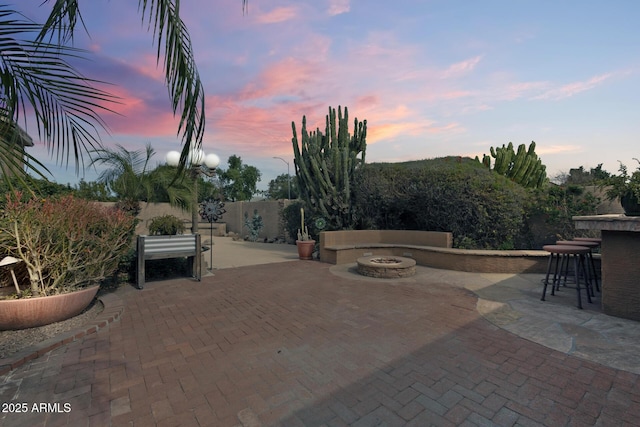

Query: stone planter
<box><xmin>0</xmin><ymin>285</ymin><xmax>99</xmax><ymax>330</ymax></box>
<box><xmin>296</xmin><ymin>240</ymin><xmax>316</xmax><ymax>260</ymax></box>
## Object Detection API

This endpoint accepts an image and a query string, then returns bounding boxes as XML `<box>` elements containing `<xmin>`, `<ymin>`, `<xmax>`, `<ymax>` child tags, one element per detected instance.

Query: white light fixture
<box><xmin>166</xmin><ymin>149</ymin><xmax>219</xmax><ymax>169</ymax></box>
<box><xmin>165</xmin><ymin>150</ymin><xmax>181</xmax><ymax>167</ymax></box>
<box><xmin>204</xmin><ymin>153</ymin><xmax>220</xmax><ymax>169</ymax></box>
<box><xmin>0</xmin><ymin>256</ymin><xmax>22</xmax><ymax>295</ymax></box>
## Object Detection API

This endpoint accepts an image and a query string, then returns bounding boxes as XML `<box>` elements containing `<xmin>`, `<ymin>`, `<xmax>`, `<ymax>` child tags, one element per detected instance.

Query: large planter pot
<box><xmin>0</xmin><ymin>285</ymin><xmax>99</xmax><ymax>330</ymax></box>
<box><xmin>296</xmin><ymin>240</ymin><xmax>316</xmax><ymax>260</ymax></box>
<box><xmin>621</xmin><ymin>192</ymin><xmax>640</xmax><ymax>216</ymax></box>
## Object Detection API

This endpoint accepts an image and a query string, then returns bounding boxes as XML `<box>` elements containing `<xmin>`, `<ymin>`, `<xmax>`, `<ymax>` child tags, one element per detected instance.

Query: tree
<box><xmin>146</xmin><ymin>164</ymin><xmax>194</xmax><ymax>209</ymax></box>
<box><xmin>266</xmin><ymin>173</ymin><xmax>299</xmax><ymax>200</ymax></box>
<box><xmin>89</xmin><ymin>144</ymin><xmax>196</xmax><ymax>213</ymax></box>
<box><xmin>1</xmin><ymin>1</ymin><xmax>248</xmax><ymax>183</ymax></box>
<box><xmin>74</xmin><ymin>179</ymin><xmax>114</xmax><ymax>201</ymax></box>
<box><xmin>218</xmin><ymin>155</ymin><xmax>261</xmax><ymax>201</ymax></box>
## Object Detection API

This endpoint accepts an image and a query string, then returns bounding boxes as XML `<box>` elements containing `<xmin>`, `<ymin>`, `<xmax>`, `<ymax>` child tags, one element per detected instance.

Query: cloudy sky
<box><xmin>19</xmin><ymin>0</ymin><xmax>640</xmax><ymax>190</ymax></box>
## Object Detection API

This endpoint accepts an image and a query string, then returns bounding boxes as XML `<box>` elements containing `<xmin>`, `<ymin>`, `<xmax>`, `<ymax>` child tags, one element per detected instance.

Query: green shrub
<box><xmin>354</xmin><ymin>157</ymin><xmax>528</xmax><ymax>249</ymax></box>
<box><xmin>148</xmin><ymin>214</ymin><xmax>185</xmax><ymax>235</ymax></box>
<box><xmin>524</xmin><ymin>184</ymin><xmax>600</xmax><ymax>247</ymax></box>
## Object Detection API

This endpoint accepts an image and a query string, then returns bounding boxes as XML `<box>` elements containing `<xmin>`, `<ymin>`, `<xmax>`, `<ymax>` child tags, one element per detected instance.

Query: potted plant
<box><xmin>603</xmin><ymin>159</ymin><xmax>640</xmax><ymax>216</ymax></box>
<box><xmin>0</xmin><ymin>192</ymin><xmax>135</xmax><ymax>329</ymax></box>
<box><xmin>296</xmin><ymin>208</ymin><xmax>315</xmax><ymax>260</ymax></box>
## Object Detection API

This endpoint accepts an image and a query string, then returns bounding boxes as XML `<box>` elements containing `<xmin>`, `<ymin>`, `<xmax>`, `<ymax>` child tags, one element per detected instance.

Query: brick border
<box><xmin>0</xmin><ymin>292</ymin><xmax>124</xmax><ymax>375</ymax></box>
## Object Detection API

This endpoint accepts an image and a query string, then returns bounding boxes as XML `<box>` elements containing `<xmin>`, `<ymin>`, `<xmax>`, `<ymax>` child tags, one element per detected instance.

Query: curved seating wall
<box><xmin>319</xmin><ymin>230</ymin><xmax>551</xmax><ymax>274</ymax></box>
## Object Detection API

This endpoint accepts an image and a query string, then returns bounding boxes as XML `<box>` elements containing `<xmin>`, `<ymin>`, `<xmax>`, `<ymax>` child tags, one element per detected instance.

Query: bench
<box><xmin>136</xmin><ymin>234</ymin><xmax>202</xmax><ymax>289</ymax></box>
<box><xmin>320</xmin><ymin>230</ymin><xmax>453</xmax><ymax>264</ymax></box>
<box><xmin>319</xmin><ymin>230</ymin><xmax>551</xmax><ymax>274</ymax></box>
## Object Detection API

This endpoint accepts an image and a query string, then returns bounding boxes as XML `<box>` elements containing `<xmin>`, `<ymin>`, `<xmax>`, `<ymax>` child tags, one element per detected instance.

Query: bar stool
<box><xmin>541</xmin><ymin>245</ymin><xmax>593</xmax><ymax>309</ymax></box>
<box><xmin>574</xmin><ymin>237</ymin><xmax>601</xmax><ymax>288</ymax></box>
<box><xmin>556</xmin><ymin>240</ymin><xmax>600</xmax><ymax>293</ymax></box>
<box><xmin>574</xmin><ymin>237</ymin><xmax>602</xmax><ymax>244</ymax></box>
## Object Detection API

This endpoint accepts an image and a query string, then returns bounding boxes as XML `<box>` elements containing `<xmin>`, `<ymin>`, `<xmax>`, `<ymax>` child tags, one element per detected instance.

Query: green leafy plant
<box><xmin>525</xmin><ymin>185</ymin><xmax>600</xmax><ymax>247</ymax></box>
<box><xmin>602</xmin><ymin>159</ymin><xmax>640</xmax><ymax>201</ymax></box>
<box><xmin>148</xmin><ymin>215</ymin><xmax>185</xmax><ymax>235</ymax></box>
<box><xmin>0</xmin><ymin>193</ymin><xmax>136</xmax><ymax>297</ymax></box>
<box><xmin>244</xmin><ymin>209</ymin><xmax>264</xmax><ymax>242</ymax></box>
<box><xmin>354</xmin><ymin>157</ymin><xmax>528</xmax><ymax>249</ymax></box>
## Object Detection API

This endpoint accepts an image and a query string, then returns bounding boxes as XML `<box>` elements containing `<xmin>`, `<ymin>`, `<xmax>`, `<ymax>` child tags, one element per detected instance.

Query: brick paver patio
<box><xmin>1</xmin><ymin>261</ymin><xmax>639</xmax><ymax>426</ymax></box>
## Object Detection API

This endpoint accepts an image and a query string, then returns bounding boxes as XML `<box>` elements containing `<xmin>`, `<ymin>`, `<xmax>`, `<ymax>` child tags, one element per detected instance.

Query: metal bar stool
<box><xmin>557</xmin><ymin>240</ymin><xmax>600</xmax><ymax>293</ymax></box>
<box><xmin>573</xmin><ymin>237</ymin><xmax>601</xmax><ymax>292</ymax></box>
<box><xmin>541</xmin><ymin>245</ymin><xmax>593</xmax><ymax>309</ymax></box>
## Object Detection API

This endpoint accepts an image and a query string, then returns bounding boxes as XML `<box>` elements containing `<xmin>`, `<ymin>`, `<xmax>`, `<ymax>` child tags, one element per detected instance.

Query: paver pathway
<box><xmin>1</xmin><ymin>261</ymin><xmax>639</xmax><ymax>426</ymax></box>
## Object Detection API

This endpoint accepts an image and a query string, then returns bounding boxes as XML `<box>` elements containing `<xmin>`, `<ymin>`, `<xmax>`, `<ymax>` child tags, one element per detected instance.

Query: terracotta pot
<box><xmin>0</xmin><ymin>285</ymin><xmax>99</xmax><ymax>330</ymax></box>
<box><xmin>296</xmin><ymin>240</ymin><xmax>316</xmax><ymax>260</ymax></box>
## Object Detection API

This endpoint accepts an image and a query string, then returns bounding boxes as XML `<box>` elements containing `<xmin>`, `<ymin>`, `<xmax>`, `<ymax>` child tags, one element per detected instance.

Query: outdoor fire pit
<box><xmin>356</xmin><ymin>255</ymin><xmax>416</xmax><ymax>278</ymax></box>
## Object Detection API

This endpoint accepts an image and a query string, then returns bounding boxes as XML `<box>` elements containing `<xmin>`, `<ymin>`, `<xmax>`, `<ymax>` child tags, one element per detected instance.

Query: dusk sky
<box><xmin>20</xmin><ymin>1</ymin><xmax>640</xmax><ymax>191</ymax></box>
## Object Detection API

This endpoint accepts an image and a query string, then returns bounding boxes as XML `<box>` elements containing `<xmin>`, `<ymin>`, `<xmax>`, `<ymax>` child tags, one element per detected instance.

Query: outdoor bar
<box><xmin>573</xmin><ymin>214</ymin><xmax>640</xmax><ymax>321</ymax></box>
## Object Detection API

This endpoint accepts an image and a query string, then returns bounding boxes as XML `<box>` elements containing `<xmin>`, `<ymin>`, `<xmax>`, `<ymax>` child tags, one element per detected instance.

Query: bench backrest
<box><xmin>138</xmin><ymin>234</ymin><xmax>198</xmax><ymax>259</ymax></box>
<box><xmin>320</xmin><ymin>230</ymin><xmax>453</xmax><ymax>248</ymax></box>
<box><xmin>136</xmin><ymin>234</ymin><xmax>202</xmax><ymax>289</ymax></box>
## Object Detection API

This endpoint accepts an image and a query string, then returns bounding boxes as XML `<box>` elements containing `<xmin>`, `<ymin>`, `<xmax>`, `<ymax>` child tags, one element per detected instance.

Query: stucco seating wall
<box><xmin>319</xmin><ymin>230</ymin><xmax>553</xmax><ymax>274</ymax></box>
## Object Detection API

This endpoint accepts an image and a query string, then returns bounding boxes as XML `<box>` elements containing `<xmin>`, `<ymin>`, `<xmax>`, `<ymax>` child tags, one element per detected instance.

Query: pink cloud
<box><xmin>440</xmin><ymin>56</ymin><xmax>483</xmax><ymax>79</ymax></box>
<box><xmin>532</xmin><ymin>73</ymin><xmax>613</xmax><ymax>100</ymax></box>
<box><xmin>255</xmin><ymin>7</ymin><xmax>299</xmax><ymax>24</ymax></box>
<box><xmin>535</xmin><ymin>144</ymin><xmax>582</xmax><ymax>155</ymax></box>
<box><xmin>327</xmin><ymin>0</ymin><xmax>350</xmax><ymax>16</ymax></box>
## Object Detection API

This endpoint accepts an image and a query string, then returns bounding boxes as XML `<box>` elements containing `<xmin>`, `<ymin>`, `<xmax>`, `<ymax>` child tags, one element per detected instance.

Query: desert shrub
<box><xmin>524</xmin><ymin>184</ymin><xmax>600</xmax><ymax>247</ymax></box>
<box><xmin>149</xmin><ymin>214</ymin><xmax>185</xmax><ymax>235</ymax></box>
<box><xmin>244</xmin><ymin>209</ymin><xmax>264</xmax><ymax>241</ymax></box>
<box><xmin>353</xmin><ymin>157</ymin><xmax>529</xmax><ymax>249</ymax></box>
<box><xmin>1</xmin><ymin>192</ymin><xmax>136</xmax><ymax>296</ymax></box>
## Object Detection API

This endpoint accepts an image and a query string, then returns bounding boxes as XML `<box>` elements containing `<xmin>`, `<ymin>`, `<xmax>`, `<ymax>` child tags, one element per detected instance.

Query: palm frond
<box><xmin>0</xmin><ymin>6</ymin><xmax>118</xmax><ymax>174</ymax></box>
<box><xmin>137</xmin><ymin>0</ymin><xmax>205</xmax><ymax>172</ymax></box>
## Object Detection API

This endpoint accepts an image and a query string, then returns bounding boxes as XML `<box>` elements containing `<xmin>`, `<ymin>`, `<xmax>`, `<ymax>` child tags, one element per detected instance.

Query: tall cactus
<box><xmin>292</xmin><ymin>106</ymin><xmax>367</xmax><ymax>230</ymax></box>
<box><xmin>476</xmin><ymin>141</ymin><xmax>547</xmax><ymax>188</ymax></box>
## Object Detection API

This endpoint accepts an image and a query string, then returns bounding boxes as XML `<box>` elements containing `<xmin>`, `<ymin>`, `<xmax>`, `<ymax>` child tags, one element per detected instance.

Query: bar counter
<box><xmin>573</xmin><ymin>214</ymin><xmax>640</xmax><ymax>321</ymax></box>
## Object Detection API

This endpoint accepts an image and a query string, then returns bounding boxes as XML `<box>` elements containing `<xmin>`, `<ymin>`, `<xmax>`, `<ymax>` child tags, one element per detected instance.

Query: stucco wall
<box><xmin>122</xmin><ymin>200</ymin><xmax>294</xmax><ymax>241</ymax></box>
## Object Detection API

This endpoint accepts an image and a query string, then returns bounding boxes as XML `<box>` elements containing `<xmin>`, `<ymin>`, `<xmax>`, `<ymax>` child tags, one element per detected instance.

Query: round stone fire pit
<box><xmin>356</xmin><ymin>255</ymin><xmax>416</xmax><ymax>278</ymax></box>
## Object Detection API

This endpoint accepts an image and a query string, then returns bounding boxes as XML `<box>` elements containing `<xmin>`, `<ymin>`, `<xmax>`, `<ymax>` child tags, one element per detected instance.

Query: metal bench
<box><xmin>136</xmin><ymin>234</ymin><xmax>202</xmax><ymax>289</ymax></box>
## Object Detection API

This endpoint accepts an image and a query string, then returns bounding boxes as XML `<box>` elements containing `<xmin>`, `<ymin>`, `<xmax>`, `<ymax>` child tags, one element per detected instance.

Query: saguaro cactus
<box><xmin>292</xmin><ymin>106</ymin><xmax>367</xmax><ymax>230</ymax></box>
<box><xmin>476</xmin><ymin>141</ymin><xmax>547</xmax><ymax>188</ymax></box>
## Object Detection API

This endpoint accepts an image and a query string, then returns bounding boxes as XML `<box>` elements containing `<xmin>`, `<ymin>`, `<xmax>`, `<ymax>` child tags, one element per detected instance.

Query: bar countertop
<box><xmin>573</xmin><ymin>214</ymin><xmax>640</xmax><ymax>232</ymax></box>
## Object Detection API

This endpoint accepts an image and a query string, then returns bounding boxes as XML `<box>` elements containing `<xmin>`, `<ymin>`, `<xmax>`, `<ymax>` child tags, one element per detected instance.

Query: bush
<box><xmin>524</xmin><ymin>184</ymin><xmax>600</xmax><ymax>247</ymax></box>
<box><xmin>354</xmin><ymin>157</ymin><xmax>529</xmax><ymax>249</ymax></box>
<box><xmin>149</xmin><ymin>214</ymin><xmax>185</xmax><ymax>235</ymax></box>
<box><xmin>1</xmin><ymin>192</ymin><xmax>136</xmax><ymax>296</ymax></box>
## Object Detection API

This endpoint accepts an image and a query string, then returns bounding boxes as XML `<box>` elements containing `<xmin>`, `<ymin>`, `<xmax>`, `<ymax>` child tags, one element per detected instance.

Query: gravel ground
<box><xmin>0</xmin><ymin>299</ymin><xmax>103</xmax><ymax>359</ymax></box>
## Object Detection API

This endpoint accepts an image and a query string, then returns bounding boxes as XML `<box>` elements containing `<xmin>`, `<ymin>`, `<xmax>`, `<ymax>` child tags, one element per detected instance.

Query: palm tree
<box><xmin>90</xmin><ymin>143</ymin><xmax>193</xmax><ymax>214</ymax></box>
<box><xmin>89</xmin><ymin>144</ymin><xmax>155</xmax><ymax>215</ymax></box>
<box><xmin>1</xmin><ymin>1</ymin><xmax>248</xmax><ymax>183</ymax></box>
